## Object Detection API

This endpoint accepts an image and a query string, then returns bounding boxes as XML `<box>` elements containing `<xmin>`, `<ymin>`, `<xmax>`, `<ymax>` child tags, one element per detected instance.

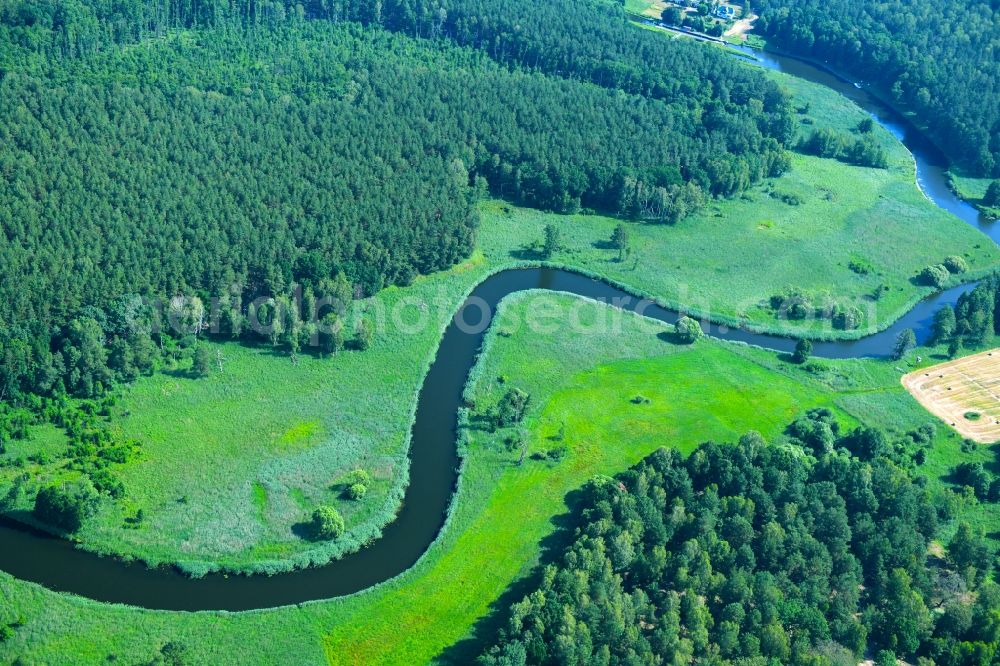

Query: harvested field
<box><xmin>902</xmin><ymin>349</ymin><xmax>1000</xmax><ymax>443</ymax></box>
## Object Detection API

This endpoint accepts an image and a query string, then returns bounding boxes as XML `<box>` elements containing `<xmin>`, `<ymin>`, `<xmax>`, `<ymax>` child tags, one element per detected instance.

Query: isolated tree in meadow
<box><xmin>985</xmin><ymin>180</ymin><xmax>1000</xmax><ymax>206</ymax></box>
<box><xmin>347</xmin><ymin>483</ymin><xmax>368</xmax><ymax>500</ymax></box>
<box><xmin>919</xmin><ymin>264</ymin><xmax>950</xmax><ymax>288</ymax></box>
<box><xmin>611</xmin><ymin>223</ymin><xmax>630</xmax><ymax>262</ymax></box>
<box><xmin>791</xmin><ymin>338</ymin><xmax>812</xmax><ymax>364</ymax></box>
<box><xmin>931</xmin><ymin>305</ymin><xmax>957</xmax><ymax>344</ymax></box>
<box><xmin>192</xmin><ymin>346</ymin><xmax>212</xmax><ymax>378</ymax></box>
<box><xmin>856</xmin><ymin>117</ymin><xmax>874</xmax><ymax>133</ymax></box>
<box><xmin>675</xmin><ymin>316</ymin><xmax>703</xmax><ymax>344</ymax></box>
<box><xmin>309</xmin><ymin>505</ymin><xmax>345</xmax><ymax>540</ymax></box>
<box><xmin>355</xmin><ymin>317</ymin><xmax>374</xmax><ymax>350</ymax></box>
<box><xmin>345</xmin><ymin>469</ymin><xmax>372</xmax><ymax>487</ymax></box>
<box><xmin>893</xmin><ymin>328</ymin><xmax>916</xmax><ymax>360</ymax></box>
<box><xmin>495</xmin><ymin>388</ymin><xmax>530</xmax><ymax>429</ymax></box>
<box><xmin>542</xmin><ymin>224</ymin><xmax>562</xmax><ymax>259</ymax></box>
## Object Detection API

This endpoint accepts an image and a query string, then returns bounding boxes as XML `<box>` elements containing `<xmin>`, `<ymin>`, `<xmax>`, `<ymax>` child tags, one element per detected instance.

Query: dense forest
<box><xmin>756</xmin><ymin>0</ymin><xmax>1000</xmax><ymax>177</ymax></box>
<box><xmin>479</xmin><ymin>412</ymin><xmax>999</xmax><ymax>665</ymax></box>
<box><xmin>931</xmin><ymin>272</ymin><xmax>1000</xmax><ymax>355</ymax></box>
<box><xmin>0</xmin><ymin>0</ymin><xmax>793</xmax><ymax>406</ymax></box>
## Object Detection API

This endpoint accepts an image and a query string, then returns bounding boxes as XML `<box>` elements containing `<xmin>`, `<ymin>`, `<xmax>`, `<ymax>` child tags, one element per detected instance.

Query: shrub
<box><xmin>33</xmin><ymin>480</ymin><xmax>100</xmax><ymax>532</ymax></box>
<box><xmin>832</xmin><ymin>304</ymin><xmax>863</xmax><ymax>330</ymax></box>
<box><xmin>918</xmin><ymin>264</ymin><xmax>950</xmax><ymax>287</ymax></box>
<box><xmin>848</xmin><ymin>258</ymin><xmax>873</xmax><ymax>275</ymax></box>
<box><xmin>944</xmin><ymin>255</ymin><xmax>969</xmax><ymax>274</ymax></box>
<box><xmin>347</xmin><ymin>483</ymin><xmax>368</xmax><ymax>500</ymax></box>
<box><xmin>344</xmin><ymin>469</ymin><xmax>371</xmax><ymax>487</ymax></box>
<box><xmin>984</xmin><ymin>180</ymin><xmax>1000</xmax><ymax>206</ymax></box>
<box><xmin>90</xmin><ymin>469</ymin><xmax>125</xmax><ymax>499</ymax></box>
<box><xmin>771</xmin><ymin>289</ymin><xmax>813</xmax><ymax>320</ymax></box>
<box><xmin>494</xmin><ymin>388</ymin><xmax>530</xmax><ymax>429</ymax></box>
<box><xmin>791</xmin><ymin>339</ymin><xmax>812</xmax><ymax>364</ymax></box>
<box><xmin>772</xmin><ymin>189</ymin><xmax>804</xmax><ymax>205</ymax></box>
<box><xmin>309</xmin><ymin>505</ymin><xmax>345</xmax><ymax>540</ymax></box>
<box><xmin>192</xmin><ymin>345</ymin><xmax>213</xmax><ymax>377</ymax></box>
<box><xmin>546</xmin><ymin>446</ymin><xmax>568</xmax><ymax>462</ymax></box>
<box><xmin>674</xmin><ymin>316</ymin><xmax>703</xmax><ymax>343</ymax></box>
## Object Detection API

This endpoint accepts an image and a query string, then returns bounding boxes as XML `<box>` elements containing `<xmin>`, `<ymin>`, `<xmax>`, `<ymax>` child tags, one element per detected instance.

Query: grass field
<box><xmin>6</xmin><ymin>294</ymin><xmax>1000</xmax><ymax>664</ymax></box>
<box><xmin>949</xmin><ymin>172</ymin><xmax>1000</xmax><ymax>220</ymax></box>
<box><xmin>0</xmin><ymin>252</ymin><xmax>495</xmax><ymax>574</ymax></box>
<box><xmin>624</xmin><ymin>0</ymin><xmax>667</xmax><ymax>18</ymax></box>
<box><xmin>903</xmin><ymin>348</ymin><xmax>1000</xmax><ymax>442</ymax></box>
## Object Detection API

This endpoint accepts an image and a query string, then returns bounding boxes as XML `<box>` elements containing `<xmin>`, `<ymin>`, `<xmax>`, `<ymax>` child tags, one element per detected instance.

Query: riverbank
<box><xmin>743</xmin><ymin>41</ymin><xmax>998</xmax><ymax>223</ymax></box>
<box><xmin>949</xmin><ymin>172</ymin><xmax>1000</xmax><ymax>221</ymax></box>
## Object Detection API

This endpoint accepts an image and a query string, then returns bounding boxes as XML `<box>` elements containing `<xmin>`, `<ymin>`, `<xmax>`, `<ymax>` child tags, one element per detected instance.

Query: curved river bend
<box><xmin>0</xmin><ymin>48</ymin><xmax>995</xmax><ymax>611</ymax></box>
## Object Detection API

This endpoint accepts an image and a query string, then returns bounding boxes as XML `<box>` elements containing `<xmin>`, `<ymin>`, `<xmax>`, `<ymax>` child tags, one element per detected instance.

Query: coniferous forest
<box><xmin>756</xmin><ymin>0</ymin><xmax>1000</xmax><ymax>177</ymax></box>
<box><xmin>0</xmin><ymin>0</ymin><xmax>793</xmax><ymax>404</ymax></box>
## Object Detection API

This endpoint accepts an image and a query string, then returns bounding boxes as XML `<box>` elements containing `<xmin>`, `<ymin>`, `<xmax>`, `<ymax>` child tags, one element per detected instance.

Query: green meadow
<box><xmin>949</xmin><ymin>171</ymin><xmax>1000</xmax><ymax>220</ymax></box>
<box><xmin>5</xmin><ymin>293</ymin><xmax>998</xmax><ymax>664</ymax></box>
<box><xmin>0</xmin><ymin>252</ymin><xmax>494</xmax><ymax>574</ymax></box>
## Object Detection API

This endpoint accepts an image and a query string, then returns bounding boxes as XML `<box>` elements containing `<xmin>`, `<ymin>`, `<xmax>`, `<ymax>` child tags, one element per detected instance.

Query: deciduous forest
<box><xmin>756</xmin><ymin>0</ymin><xmax>1000</xmax><ymax>176</ymax></box>
<box><xmin>480</xmin><ymin>414</ymin><xmax>999</xmax><ymax>666</ymax></box>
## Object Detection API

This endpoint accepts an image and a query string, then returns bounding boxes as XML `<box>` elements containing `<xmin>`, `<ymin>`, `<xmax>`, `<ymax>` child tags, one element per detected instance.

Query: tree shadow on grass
<box><xmin>508</xmin><ymin>246</ymin><xmax>545</xmax><ymax>261</ymax></box>
<box><xmin>160</xmin><ymin>367</ymin><xmax>196</xmax><ymax>380</ymax></box>
<box><xmin>656</xmin><ymin>330</ymin><xmax>701</xmax><ymax>347</ymax></box>
<box><xmin>291</xmin><ymin>521</ymin><xmax>319</xmax><ymax>542</ymax></box>
<box><xmin>434</xmin><ymin>485</ymin><xmax>589</xmax><ymax>664</ymax></box>
<box><xmin>465</xmin><ymin>413</ymin><xmax>499</xmax><ymax>433</ymax></box>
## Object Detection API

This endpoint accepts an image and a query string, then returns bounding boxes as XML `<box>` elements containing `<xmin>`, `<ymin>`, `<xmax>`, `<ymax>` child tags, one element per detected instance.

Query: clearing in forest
<box><xmin>902</xmin><ymin>349</ymin><xmax>1000</xmax><ymax>443</ymax></box>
